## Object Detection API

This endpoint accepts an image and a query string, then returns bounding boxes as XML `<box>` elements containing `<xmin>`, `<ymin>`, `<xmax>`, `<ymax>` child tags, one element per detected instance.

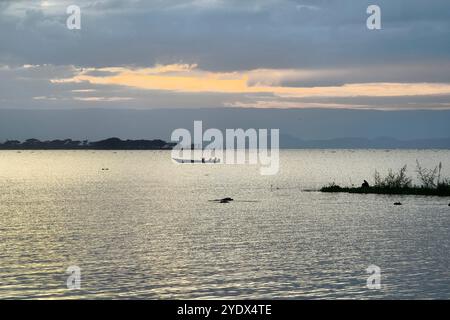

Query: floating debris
<box><xmin>394</xmin><ymin>202</ymin><xmax>402</xmax><ymax>206</ymax></box>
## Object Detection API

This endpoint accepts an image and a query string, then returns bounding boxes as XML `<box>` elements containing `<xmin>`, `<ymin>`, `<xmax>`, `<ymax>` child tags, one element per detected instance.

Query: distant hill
<box><xmin>280</xmin><ymin>135</ymin><xmax>450</xmax><ymax>149</ymax></box>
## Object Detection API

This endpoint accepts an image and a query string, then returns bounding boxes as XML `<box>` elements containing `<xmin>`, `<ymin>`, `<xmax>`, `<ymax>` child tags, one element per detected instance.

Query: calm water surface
<box><xmin>0</xmin><ymin>150</ymin><xmax>449</xmax><ymax>299</ymax></box>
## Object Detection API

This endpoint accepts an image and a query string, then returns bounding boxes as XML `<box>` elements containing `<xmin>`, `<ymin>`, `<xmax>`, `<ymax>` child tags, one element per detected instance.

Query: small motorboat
<box><xmin>172</xmin><ymin>157</ymin><xmax>220</xmax><ymax>164</ymax></box>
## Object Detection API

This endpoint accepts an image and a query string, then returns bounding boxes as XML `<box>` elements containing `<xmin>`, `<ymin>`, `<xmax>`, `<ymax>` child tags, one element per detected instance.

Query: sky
<box><xmin>1</xmin><ymin>0</ymin><xmax>450</xmax><ymax>111</ymax></box>
<box><xmin>1</xmin><ymin>108</ymin><xmax>450</xmax><ymax>142</ymax></box>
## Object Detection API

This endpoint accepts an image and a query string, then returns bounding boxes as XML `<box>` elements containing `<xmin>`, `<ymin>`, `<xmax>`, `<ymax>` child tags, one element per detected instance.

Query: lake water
<box><xmin>0</xmin><ymin>150</ymin><xmax>449</xmax><ymax>299</ymax></box>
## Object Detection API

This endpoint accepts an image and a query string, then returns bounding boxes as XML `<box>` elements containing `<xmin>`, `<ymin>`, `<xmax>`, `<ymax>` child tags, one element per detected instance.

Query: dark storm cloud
<box><xmin>1</xmin><ymin>0</ymin><xmax>450</xmax><ymax>71</ymax></box>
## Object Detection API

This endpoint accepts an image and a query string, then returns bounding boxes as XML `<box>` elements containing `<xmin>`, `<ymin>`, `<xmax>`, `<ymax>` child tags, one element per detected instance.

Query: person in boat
<box><xmin>362</xmin><ymin>180</ymin><xmax>370</xmax><ymax>188</ymax></box>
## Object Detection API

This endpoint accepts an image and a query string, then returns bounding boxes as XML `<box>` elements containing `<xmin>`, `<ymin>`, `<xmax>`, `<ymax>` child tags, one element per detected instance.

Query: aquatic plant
<box><xmin>321</xmin><ymin>162</ymin><xmax>450</xmax><ymax>196</ymax></box>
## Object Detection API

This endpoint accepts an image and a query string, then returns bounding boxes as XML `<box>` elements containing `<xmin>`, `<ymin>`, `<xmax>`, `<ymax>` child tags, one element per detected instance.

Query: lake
<box><xmin>0</xmin><ymin>149</ymin><xmax>449</xmax><ymax>299</ymax></box>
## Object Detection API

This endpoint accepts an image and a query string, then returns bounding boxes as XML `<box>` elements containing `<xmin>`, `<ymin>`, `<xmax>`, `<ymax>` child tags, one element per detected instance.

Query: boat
<box><xmin>172</xmin><ymin>157</ymin><xmax>221</xmax><ymax>164</ymax></box>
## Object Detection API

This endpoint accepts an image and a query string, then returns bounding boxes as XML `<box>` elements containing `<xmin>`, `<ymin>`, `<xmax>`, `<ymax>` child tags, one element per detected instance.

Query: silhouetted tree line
<box><xmin>0</xmin><ymin>138</ymin><xmax>176</xmax><ymax>150</ymax></box>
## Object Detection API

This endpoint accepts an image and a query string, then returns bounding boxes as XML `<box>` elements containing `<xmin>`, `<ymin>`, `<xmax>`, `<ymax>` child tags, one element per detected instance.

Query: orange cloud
<box><xmin>52</xmin><ymin>64</ymin><xmax>450</xmax><ymax>98</ymax></box>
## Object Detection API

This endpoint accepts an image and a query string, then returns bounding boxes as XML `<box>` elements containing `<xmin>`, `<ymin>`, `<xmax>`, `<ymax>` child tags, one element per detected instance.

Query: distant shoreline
<box><xmin>2</xmin><ymin>137</ymin><xmax>450</xmax><ymax>150</ymax></box>
<box><xmin>0</xmin><ymin>138</ymin><xmax>176</xmax><ymax>150</ymax></box>
<box><xmin>1</xmin><ymin>147</ymin><xmax>450</xmax><ymax>151</ymax></box>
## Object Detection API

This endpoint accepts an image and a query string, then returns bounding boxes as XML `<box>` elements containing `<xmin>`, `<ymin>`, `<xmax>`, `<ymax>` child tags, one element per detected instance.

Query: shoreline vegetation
<box><xmin>0</xmin><ymin>138</ymin><xmax>176</xmax><ymax>150</ymax></box>
<box><xmin>321</xmin><ymin>161</ymin><xmax>450</xmax><ymax>197</ymax></box>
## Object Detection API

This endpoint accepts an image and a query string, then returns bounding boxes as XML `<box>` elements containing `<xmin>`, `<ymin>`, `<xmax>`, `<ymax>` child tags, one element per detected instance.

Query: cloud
<box><xmin>52</xmin><ymin>64</ymin><xmax>450</xmax><ymax>99</ymax></box>
<box><xmin>225</xmin><ymin>100</ymin><xmax>370</xmax><ymax>109</ymax></box>
<box><xmin>1</xmin><ymin>62</ymin><xmax>449</xmax><ymax>110</ymax></box>
<box><xmin>73</xmin><ymin>96</ymin><xmax>134</xmax><ymax>102</ymax></box>
<box><xmin>1</xmin><ymin>1</ymin><xmax>450</xmax><ymax>111</ymax></box>
<box><xmin>1</xmin><ymin>0</ymin><xmax>450</xmax><ymax>71</ymax></box>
